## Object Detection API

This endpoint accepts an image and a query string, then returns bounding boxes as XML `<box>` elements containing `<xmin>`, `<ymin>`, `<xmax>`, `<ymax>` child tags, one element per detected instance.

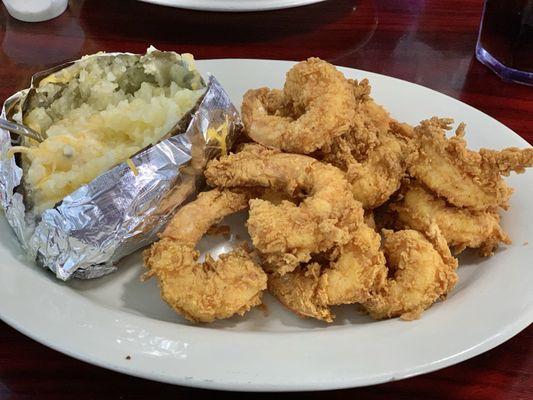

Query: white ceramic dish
<box><xmin>2</xmin><ymin>0</ymin><xmax>68</xmax><ymax>22</ymax></box>
<box><xmin>0</xmin><ymin>59</ymin><xmax>531</xmax><ymax>392</ymax></box>
<box><xmin>138</xmin><ymin>0</ymin><xmax>327</xmax><ymax>12</ymax></box>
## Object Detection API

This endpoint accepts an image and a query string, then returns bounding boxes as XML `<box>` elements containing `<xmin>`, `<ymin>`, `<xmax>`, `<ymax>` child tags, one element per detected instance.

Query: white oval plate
<box><xmin>0</xmin><ymin>59</ymin><xmax>532</xmax><ymax>392</ymax></box>
<box><xmin>138</xmin><ymin>0</ymin><xmax>327</xmax><ymax>12</ymax></box>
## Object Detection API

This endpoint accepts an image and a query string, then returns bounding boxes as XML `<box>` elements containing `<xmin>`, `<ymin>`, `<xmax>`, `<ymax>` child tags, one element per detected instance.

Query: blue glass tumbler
<box><xmin>476</xmin><ymin>0</ymin><xmax>533</xmax><ymax>85</ymax></box>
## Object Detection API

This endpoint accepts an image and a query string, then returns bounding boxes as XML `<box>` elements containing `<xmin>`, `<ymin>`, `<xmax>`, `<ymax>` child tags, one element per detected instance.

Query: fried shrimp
<box><xmin>324</xmin><ymin>122</ymin><xmax>414</xmax><ymax>209</ymax></box>
<box><xmin>409</xmin><ymin>118</ymin><xmax>533</xmax><ymax>211</ymax></box>
<box><xmin>341</xmin><ymin>78</ymin><xmax>389</xmax><ymax>154</ymax></box>
<box><xmin>317</xmin><ymin>79</ymin><xmax>384</xmax><ymax>160</ymax></box>
<box><xmin>362</xmin><ymin>226</ymin><xmax>458</xmax><ymax>320</ymax></box>
<box><xmin>391</xmin><ymin>182</ymin><xmax>511</xmax><ymax>256</ymax></box>
<box><xmin>268</xmin><ymin>263</ymin><xmax>334</xmax><ymax>322</ymax></box>
<box><xmin>268</xmin><ymin>223</ymin><xmax>387</xmax><ymax>322</ymax></box>
<box><xmin>241</xmin><ymin>58</ymin><xmax>356</xmax><ymax>154</ymax></box>
<box><xmin>316</xmin><ymin>223</ymin><xmax>386</xmax><ymax>306</ymax></box>
<box><xmin>144</xmin><ymin>189</ymin><xmax>267</xmax><ymax>323</ymax></box>
<box><xmin>205</xmin><ymin>144</ymin><xmax>364</xmax><ymax>274</ymax></box>
<box><xmin>319</xmin><ymin>77</ymin><xmax>415</xmax><ymax>209</ymax></box>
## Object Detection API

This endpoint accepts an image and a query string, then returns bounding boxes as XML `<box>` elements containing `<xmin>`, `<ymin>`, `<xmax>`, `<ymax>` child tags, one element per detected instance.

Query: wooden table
<box><xmin>0</xmin><ymin>0</ymin><xmax>531</xmax><ymax>398</ymax></box>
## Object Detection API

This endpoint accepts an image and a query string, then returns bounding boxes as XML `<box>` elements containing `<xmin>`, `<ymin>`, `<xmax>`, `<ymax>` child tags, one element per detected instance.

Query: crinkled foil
<box><xmin>0</xmin><ymin>72</ymin><xmax>241</xmax><ymax>280</ymax></box>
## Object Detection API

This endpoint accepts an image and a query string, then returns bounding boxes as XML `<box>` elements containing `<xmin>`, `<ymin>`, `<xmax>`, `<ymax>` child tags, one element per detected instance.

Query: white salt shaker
<box><xmin>2</xmin><ymin>0</ymin><xmax>68</xmax><ymax>22</ymax></box>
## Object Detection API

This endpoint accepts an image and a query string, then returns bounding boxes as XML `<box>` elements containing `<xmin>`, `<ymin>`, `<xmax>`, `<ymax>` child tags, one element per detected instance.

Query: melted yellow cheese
<box><xmin>126</xmin><ymin>158</ymin><xmax>139</xmax><ymax>176</ymax></box>
<box><xmin>207</xmin><ymin>117</ymin><xmax>230</xmax><ymax>156</ymax></box>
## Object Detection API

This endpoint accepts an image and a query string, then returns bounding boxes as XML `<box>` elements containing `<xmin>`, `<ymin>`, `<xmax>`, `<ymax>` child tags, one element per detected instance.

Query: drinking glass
<box><xmin>476</xmin><ymin>0</ymin><xmax>533</xmax><ymax>85</ymax></box>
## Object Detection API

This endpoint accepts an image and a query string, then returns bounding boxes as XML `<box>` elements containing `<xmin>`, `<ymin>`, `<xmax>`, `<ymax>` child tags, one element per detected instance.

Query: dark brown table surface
<box><xmin>0</xmin><ymin>0</ymin><xmax>531</xmax><ymax>398</ymax></box>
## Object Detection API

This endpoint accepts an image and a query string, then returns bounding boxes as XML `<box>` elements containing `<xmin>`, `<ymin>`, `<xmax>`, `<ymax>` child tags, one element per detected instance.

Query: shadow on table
<box><xmin>1</xmin><ymin>0</ymin><xmax>380</xmax><ymax>77</ymax></box>
<box><xmin>78</xmin><ymin>0</ymin><xmax>359</xmax><ymax>45</ymax></box>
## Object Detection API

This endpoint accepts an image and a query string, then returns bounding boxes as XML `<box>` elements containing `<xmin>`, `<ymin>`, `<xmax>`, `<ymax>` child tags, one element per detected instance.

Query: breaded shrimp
<box><xmin>319</xmin><ymin>78</ymin><xmax>415</xmax><ymax>209</ymax></box>
<box><xmin>268</xmin><ymin>223</ymin><xmax>387</xmax><ymax>322</ymax></box>
<box><xmin>241</xmin><ymin>58</ymin><xmax>356</xmax><ymax>154</ymax></box>
<box><xmin>391</xmin><ymin>182</ymin><xmax>511</xmax><ymax>256</ymax></box>
<box><xmin>268</xmin><ymin>263</ymin><xmax>334</xmax><ymax>322</ymax></box>
<box><xmin>205</xmin><ymin>144</ymin><xmax>364</xmax><ymax>274</ymax></box>
<box><xmin>362</xmin><ymin>225</ymin><xmax>458</xmax><ymax>320</ymax></box>
<box><xmin>324</xmin><ymin>122</ymin><xmax>414</xmax><ymax>209</ymax></box>
<box><xmin>144</xmin><ymin>189</ymin><xmax>267</xmax><ymax>323</ymax></box>
<box><xmin>409</xmin><ymin>118</ymin><xmax>533</xmax><ymax>211</ymax></box>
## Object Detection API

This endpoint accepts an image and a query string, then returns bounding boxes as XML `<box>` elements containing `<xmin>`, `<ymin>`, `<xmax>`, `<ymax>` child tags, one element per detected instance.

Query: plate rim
<box><xmin>0</xmin><ymin>58</ymin><xmax>532</xmax><ymax>392</ymax></box>
<box><xmin>1</xmin><ymin>300</ymin><xmax>531</xmax><ymax>392</ymax></box>
<box><xmin>137</xmin><ymin>0</ymin><xmax>328</xmax><ymax>12</ymax></box>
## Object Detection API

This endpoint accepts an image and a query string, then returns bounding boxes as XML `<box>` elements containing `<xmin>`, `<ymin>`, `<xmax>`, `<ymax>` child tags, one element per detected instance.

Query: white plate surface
<box><xmin>0</xmin><ymin>59</ymin><xmax>532</xmax><ymax>392</ymax></box>
<box><xmin>138</xmin><ymin>0</ymin><xmax>327</xmax><ymax>12</ymax></box>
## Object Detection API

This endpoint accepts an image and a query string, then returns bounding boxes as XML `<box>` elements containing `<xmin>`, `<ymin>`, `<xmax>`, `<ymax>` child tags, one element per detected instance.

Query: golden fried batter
<box><xmin>161</xmin><ymin>189</ymin><xmax>251</xmax><ymax>244</ymax></box>
<box><xmin>144</xmin><ymin>189</ymin><xmax>267</xmax><ymax>323</ymax></box>
<box><xmin>145</xmin><ymin>242</ymin><xmax>266</xmax><ymax>323</ymax></box>
<box><xmin>148</xmin><ymin>59</ymin><xmax>533</xmax><ymax>325</ymax></box>
<box><xmin>320</xmin><ymin>78</ymin><xmax>415</xmax><ymax>209</ymax></box>
<box><xmin>391</xmin><ymin>182</ymin><xmax>511</xmax><ymax>256</ymax></box>
<box><xmin>241</xmin><ymin>58</ymin><xmax>356</xmax><ymax>153</ymax></box>
<box><xmin>324</xmin><ymin>122</ymin><xmax>414</xmax><ymax>209</ymax></box>
<box><xmin>362</xmin><ymin>226</ymin><xmax>458</xmax><ymax>320</ymax></box>
<box><xmin>205</xmin><ymin>144</ymin><xmax>364</xmax><ymax>274</ymax></box>
<box><xmin>269</xmin><ymin>223</ymin><xmax>387</xmax><ymax>322</ymax></box>
<box><xmin>268</xmin><ymin>263</ymin><xmax>334</xmax><ymax>322</ymax></box>
<box><xmin>316</xmin><ymin>223</ymin><xmax>386</xmax><ymax>306</ymax></box>
<box><xmin>409</xmin><ymin>118</ymin><xmax>533</xmax><ymax>211</ymax></box>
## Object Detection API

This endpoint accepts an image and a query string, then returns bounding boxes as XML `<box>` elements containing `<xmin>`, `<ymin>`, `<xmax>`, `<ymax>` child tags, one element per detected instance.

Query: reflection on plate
<box><xmin>0</xmin><ymin>59</ymin><xmax>531</xmax><ymax>391</ymax></box>
<box><xmin>138</xmin><ymin>0</ymin><xmax>328</xmax><ymax>12</ymax></box>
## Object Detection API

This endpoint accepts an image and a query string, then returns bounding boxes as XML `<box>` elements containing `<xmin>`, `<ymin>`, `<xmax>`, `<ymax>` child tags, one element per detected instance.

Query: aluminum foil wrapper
<box><xmin>0</xmin><ymin>73</ymin><xmax>242</xmax><ymax>280</ymax></box>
